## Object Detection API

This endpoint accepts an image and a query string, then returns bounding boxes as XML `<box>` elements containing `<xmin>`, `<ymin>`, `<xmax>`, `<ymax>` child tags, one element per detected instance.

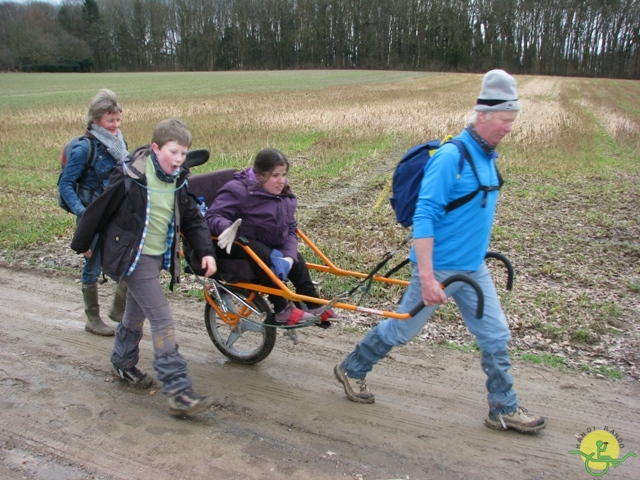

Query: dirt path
<box><xmin>1</xmin><ymin>266</ymin><xmax>639</xmax><ymax>480</ymax></box>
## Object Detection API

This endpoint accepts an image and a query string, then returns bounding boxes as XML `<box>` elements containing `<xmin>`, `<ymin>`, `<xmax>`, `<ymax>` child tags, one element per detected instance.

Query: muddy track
<box><xmin>294</xmin><ymin>150</ymin><xmax>399</xmax><ymax>225</ymax></box>
<box><xmin>1</xmin><ymin>265</ymin><xmax>639</xmax><ymax>479</ymax></box>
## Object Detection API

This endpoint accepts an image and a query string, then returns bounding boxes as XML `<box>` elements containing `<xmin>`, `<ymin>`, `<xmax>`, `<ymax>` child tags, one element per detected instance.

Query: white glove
<box><xmin>217</xmin><ymin>219</ymin><xmax>242</xmax><ymax>254</ymax></box>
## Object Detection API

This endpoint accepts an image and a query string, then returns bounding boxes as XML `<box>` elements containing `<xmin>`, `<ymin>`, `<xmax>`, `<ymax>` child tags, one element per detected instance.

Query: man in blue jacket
<box><xmin>334</xmin><ymin>70</ymin><xmax>546</xmax><ymax>434</ymax></box>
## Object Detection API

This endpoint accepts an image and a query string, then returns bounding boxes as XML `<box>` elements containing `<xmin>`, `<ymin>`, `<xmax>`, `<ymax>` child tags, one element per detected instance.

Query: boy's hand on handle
<box><xmin>217</xmin><ymin>219</ymin><xmax>242</xmax><ymax>254</ymax></box>
<box><xmin>201</xmin><ymin>256</ymin><xmax>217</xmax><ymax>277</ymax></box>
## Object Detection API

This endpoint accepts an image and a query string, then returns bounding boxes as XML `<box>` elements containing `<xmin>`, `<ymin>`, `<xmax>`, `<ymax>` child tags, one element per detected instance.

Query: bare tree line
<box><xmin>1</xmin><ymin>0</ymin><xmax>639</xmax><ymax>78</ymax></box>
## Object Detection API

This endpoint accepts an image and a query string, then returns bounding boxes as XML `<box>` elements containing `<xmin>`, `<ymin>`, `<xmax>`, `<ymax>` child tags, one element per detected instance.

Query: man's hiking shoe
<box><xmin>334</xmin><ymin>362</ymin><xmax>375</xmax><ymax>404</ymax></box>
<box><xmin>485</xmin><ymin>406</ymin><xmax>546</xmax><ymax>433</ymax></box>
<box><xmin>274</xmin><ymin>303</ymin><xmax>313</xmax><ymax>326</ymax></box>
<box><xmin>112</xmin><ymin>366</ymin><xmax>154</xmax><ymax>389</ymax></box>
<box><xmin>168</xmin><ymin>388</ymin><xmax>215</xmax><ymax>416</ymax></box>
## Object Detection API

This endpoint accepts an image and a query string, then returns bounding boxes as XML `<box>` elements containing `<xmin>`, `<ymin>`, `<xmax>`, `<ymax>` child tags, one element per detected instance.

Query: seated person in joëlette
<box><xmin>205</xmin><ymin>148</ymin><xmax>334</xmax><ymax>326</ymax></box>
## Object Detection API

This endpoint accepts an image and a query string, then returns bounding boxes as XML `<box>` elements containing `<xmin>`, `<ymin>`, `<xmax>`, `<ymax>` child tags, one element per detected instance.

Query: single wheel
<box><xmin>204</xmin><ymin>286</ymin><xmax>276</xmax><ymax>364</ymax></box>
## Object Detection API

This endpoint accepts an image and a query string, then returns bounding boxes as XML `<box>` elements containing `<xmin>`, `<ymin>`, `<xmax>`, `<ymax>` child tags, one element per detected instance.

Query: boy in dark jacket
<box><xmin>71</xmin><ymin>119</ymin><xmax>217</xmax><ymax>417</ymax></box>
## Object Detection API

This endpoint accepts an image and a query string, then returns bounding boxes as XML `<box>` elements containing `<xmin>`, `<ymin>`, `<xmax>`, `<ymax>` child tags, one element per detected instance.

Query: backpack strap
<box><xmin>444</xmin><ymin>139</ymin><xmax>503</xmax><ymax>212</ymax></box>
<box><xmin>444</xmin><ymin>139</ymin><xmax>476</xmax><ymax>212</ymax></box>
<box><xmin>85</xmin><ymin>135</ymin><xmax>98</xmax><ymax>169</ymax></box>
<box><xmin>75</xmin><ymin>134</ymin><xmax>98</xmax><ymax>184</ymax></box>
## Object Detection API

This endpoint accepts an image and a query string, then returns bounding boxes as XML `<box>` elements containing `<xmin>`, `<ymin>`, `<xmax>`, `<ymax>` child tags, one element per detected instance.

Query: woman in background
<box><xmin>58</xmin><ymin>89</ymin><xmax>128</xmax><ymax>336</ymax></box>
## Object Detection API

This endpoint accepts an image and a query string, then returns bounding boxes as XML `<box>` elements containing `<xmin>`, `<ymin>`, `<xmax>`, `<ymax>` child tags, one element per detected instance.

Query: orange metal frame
<box><xmin>199</xmin><ymin>227</ymin><xmax>414</xmax><ymax>320</ymax></box>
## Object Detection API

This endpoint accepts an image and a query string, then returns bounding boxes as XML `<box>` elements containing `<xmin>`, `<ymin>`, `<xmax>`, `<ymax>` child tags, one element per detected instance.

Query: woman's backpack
<box><xmin>56</xmin><ymin>135</ymin><xmax>97</xmax><ymax>213</ymax></box>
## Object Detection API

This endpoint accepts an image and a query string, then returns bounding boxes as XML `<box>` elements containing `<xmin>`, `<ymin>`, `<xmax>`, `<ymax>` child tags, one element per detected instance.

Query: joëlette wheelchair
<box><xmin>181</xmin><ymin>151</ymin><xmax>513</xmax><ymax>365</ymax></box>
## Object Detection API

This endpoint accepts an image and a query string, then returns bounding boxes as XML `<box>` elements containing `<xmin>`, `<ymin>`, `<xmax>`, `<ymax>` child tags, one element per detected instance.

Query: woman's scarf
<box><xmin>89</xmin><ymin>124</ymin><xmax>129</xmax><ymax>161</ymax></box>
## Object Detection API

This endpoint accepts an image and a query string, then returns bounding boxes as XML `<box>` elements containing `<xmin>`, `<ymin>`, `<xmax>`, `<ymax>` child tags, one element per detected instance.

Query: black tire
<box><xmin>204</xmin><ymin>287</ymin><xmax>277</xmax><ymax>364</ymax></box>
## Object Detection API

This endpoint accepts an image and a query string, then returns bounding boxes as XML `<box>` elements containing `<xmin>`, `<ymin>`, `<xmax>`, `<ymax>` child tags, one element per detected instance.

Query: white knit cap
<box><xmin>474</xmin><ymin>69</ymin><xmax>520</xmax><ymax>112</ymax></box>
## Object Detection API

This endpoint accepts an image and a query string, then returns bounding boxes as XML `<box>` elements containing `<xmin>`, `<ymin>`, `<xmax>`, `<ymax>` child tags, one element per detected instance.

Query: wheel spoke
<box><xmin>238</xmin><ymin>318</ymin><xmax>265</xmax><ymax>333</ymax></box>
<box><xmin>221</xmin><ymin>328</ymin><xmax>242</xmax><ymax>348</ymax></box>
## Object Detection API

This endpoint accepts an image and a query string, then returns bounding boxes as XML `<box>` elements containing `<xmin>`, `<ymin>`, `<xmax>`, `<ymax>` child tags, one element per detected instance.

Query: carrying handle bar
<box><xmin>484</xmin><ymin>251</ymin><xmax>514</xmax><ymax>291</ymax></box>
<box><xmin>408</xmin><ymin>274</ymin><xmax>484</xmax><ymax>318</ymax></box>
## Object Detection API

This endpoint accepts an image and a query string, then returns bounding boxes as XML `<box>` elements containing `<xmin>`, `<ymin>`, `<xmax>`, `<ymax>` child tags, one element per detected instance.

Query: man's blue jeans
<box><xmin>342</xmin><ymin>261</ymin><xmax>519</xmax><ymax>415</ymax></box>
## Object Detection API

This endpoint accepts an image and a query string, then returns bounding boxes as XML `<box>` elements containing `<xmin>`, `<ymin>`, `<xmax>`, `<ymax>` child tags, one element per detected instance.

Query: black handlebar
<box><xmin>408</xmin><ymin>274</ymin><xmax>485</xmax><ymax>318</ymax></box>
<box><xmin>485</xmin><ymin>251</ymin><xmax>514</xmax><ymax>291</ymax></box>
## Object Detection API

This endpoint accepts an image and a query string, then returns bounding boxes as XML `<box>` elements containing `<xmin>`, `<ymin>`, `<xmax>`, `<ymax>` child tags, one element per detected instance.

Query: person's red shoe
<box><xmin>309</xmin><ymin>307</ymin><xmax>337</xmax><ymax>323</ymax></box>
<box><xmin>274</xmin><ymin>303</ymin><xmax>313</xmax><ymax>326</ymax></box>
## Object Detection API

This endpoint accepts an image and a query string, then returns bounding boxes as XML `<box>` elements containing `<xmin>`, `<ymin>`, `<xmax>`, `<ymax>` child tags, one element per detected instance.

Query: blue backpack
<box><xmin>390</xmin><ymin>138</ymin><xmax>503</xmax><ymax>228</ymax></box>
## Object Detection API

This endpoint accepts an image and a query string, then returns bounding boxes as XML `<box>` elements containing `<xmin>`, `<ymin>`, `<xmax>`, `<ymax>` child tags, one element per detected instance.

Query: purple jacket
<box><xmin>205</xmin><ymin>168</ymin><xmax>299</xmax><ymax>259</ymax></box>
